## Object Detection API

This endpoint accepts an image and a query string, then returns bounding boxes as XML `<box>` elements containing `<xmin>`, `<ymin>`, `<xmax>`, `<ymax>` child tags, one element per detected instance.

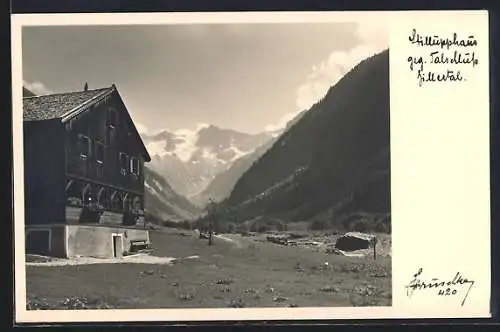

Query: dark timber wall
<box><xmin>24</xmin><ymin>119</ymin><xmax>66</xmax><ymax>225</ymax></box>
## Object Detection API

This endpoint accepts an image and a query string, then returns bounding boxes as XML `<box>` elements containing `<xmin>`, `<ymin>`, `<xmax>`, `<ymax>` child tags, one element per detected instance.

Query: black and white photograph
<box><xmin>20</xmin><ymin>17</ymin><xmax>391</xmax><ymax>311</ymax></box>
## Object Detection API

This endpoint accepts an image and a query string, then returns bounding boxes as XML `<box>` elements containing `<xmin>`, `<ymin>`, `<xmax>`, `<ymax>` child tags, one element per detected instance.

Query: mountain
<box><xmin>143</xmin><ymin>166</ymin><xmax>201</xmax><ymax>221</ymax></box>
<box><xmin>213</xmin><ymin>50</ymin><xmax>390</xmax><ymax>232</ymax></box>
<box><xmin>191</xmin><ymin>110</ymin><xmax>308</xmax><ymax>206</ymax></box>
<box><xmin>141</xmin><ymin>124</ymin><xmax>276</xmax><ymax>201</ymax></box>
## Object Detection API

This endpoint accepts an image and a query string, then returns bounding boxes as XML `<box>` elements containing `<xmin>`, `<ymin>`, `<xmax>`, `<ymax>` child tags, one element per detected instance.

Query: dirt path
<box><xmin>25</xmin><ymin>253</ymin><xmax>195</xmax><ymax>267</ymax></box>
<box><xmin>214</xmin><ymin>234</ymin><xmax>245</xmax><ymax>248</ymax></box>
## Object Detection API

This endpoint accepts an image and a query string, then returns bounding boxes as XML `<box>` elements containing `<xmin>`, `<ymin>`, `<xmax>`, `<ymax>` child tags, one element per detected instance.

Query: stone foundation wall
<box><xmin>26</xmin><ymin>224</ymin><xmax>150</xmax><ymax>259</ymax></box>
<box><xmin>66</xmin><ymin>224</ymin><xmax>150</xmax><ymax>258</ymax></box>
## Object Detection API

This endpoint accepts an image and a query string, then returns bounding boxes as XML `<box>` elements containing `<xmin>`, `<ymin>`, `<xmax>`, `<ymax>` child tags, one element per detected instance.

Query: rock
<box><xmin>326</xmin><ymin>247</ymin><xmax>343</xmax><ymax>255</ymax></box>
<box><xmin>273</xmin><ymin>295</ymin><xmax>288</xmax><ymax>302</ymax></box>
<box><xmin>319</xmin><ymin>285</ymin><xmax>340</xmax><ymax>293</ymax></box>
<box><xmin>266</xmin><ymin>235</ymin><xmax>289</xmax><ymax>245</ymax></box>
<box><xmin>294</xmin><ymin>263</ymin><xmax>305</xmax><ymax>272</ymax></box>
<box><xmin>215</xmin><ymin>278</ymin><xmax>234</xmax><ymax>285</ymax></box>
<box><xmin>370</xmin><ymin>272</ymin><xmax>388</xmax><ymax>278</ymax></box>
<box><xmin>265</xmin><ymin>286</ymin><xmax>275</xmax><ymax>293</ymax></box>
<box><xmin>219</xmin><ymin>286</ymin><xmax>231</xmax><ymax>293</ymax></box>
<box><xmin>350</xmin><ymin>265</ymin><xmax>361</xmax><ymax>273</ymax></box>
<box><xmin>227</xmin><ymin>299</ymin><xmax>245</xmax><ymax>308</ymax></box>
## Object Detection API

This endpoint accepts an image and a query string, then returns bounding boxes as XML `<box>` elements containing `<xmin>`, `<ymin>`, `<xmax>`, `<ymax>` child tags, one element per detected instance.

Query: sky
<box><xmin>22</xmin><ymin>21</ymin><xmax>388</xmax><ymax>135</ymax></box>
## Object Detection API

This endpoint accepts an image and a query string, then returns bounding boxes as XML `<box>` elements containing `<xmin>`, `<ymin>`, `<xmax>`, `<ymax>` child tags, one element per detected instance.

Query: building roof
<box><xmin>23</xmin><ymin>87</ymin><xmax>113</xmax><ymax>122</ymax></box>
<box><xmin>342</xmin><ymin>232</ymin><xmax>376</xmax><ymax>241</ymax></box>
<box><xmin>22</xmin><ymin>85</ymin><xmax>151</xmax><ymax>162</ymax></box>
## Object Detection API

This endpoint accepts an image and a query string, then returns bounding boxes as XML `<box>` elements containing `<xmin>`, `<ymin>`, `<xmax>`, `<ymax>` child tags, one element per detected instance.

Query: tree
<box><xmin>227</xmin><ymin>222</ymin><xmax>236</xmax><ymax>233</ymax></box>
<box><xmin>309</xmin><ymin>219</ymin><xmax>329</xmax><ymax>231</ymax></box>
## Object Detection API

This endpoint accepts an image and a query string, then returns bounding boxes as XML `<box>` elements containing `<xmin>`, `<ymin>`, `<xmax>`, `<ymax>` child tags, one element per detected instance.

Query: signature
<box><xmin>405</xmin><ymin>268</ymin><xmax>475</xmax><ymax>306</ymax></box>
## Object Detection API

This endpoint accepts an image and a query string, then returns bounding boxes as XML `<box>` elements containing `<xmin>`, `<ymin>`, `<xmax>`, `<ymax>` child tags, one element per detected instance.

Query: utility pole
<box><xmin>373</xmin><ymin>236</ymin><xmax>377</xmax><ymax>260</ymax></box>
<box><xmin>208</xmin><ymin>198</ymin><xmax>215</xmax><ymax>246</ymax></box>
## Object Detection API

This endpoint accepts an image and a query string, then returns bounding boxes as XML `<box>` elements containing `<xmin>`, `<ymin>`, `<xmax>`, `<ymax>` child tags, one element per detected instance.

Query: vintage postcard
<box><xmin>11</xmin><ymin>10</ymin><xmax>491</xmax><ymax>323</ymax></box>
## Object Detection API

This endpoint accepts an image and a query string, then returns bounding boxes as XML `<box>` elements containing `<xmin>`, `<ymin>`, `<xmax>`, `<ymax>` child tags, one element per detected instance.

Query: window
<box><xmin>130</xmin><ymin>157</ymin><xmax>139</xmax><ymax>175</ymax></box>
<box><xmin>78</xmin><ymin>135</ymin><xmax>91</xmax><ymax>159</ymax></box>
<box><xmin>106</xmin><ymin>126</ymin><xmax>114</xmax><ymax>145</ymax></box>
<box><xmin>95</xmin><ymin>141</ymin><xmax>104</xmax><ymax>164</ymax></box>
<box><xmin>119</xmin><ymin>152</ymin><xmax>129</xmax><ymax>176</ymax></box>
<box><xmin>97</xmin><ymin>164</ymin><xmax>104</xmax><ymax>179</ymax></box>
<box><xmin>106</xmin><ymin>109</ymin><xmax>118</xmax><ymax>145</ymax></box>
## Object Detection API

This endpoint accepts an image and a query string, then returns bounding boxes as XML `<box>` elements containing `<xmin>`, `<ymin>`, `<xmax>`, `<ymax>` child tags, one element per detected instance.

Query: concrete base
<box><xmin>25</xmin><ymin>224</ymin><xmax>151</xmax><ymax>259</ymax></box>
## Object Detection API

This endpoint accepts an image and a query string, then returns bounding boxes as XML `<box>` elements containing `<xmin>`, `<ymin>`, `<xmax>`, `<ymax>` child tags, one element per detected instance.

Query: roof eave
<box><xmin>60</xmin><ymin>86</ymin><xmax>115</xmax><ymax>123</ymax></box>
<box><xmin>110</xmin><ymin>87</ymin><xmax>152</xmax><ymax>163</ymax></box>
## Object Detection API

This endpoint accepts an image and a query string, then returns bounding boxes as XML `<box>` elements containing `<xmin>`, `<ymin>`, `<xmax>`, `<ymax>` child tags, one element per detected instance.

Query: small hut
<box><xmin>334</xmin><ymin>232</ymin><xmax>376</xmax><ymax>251</ymax></box>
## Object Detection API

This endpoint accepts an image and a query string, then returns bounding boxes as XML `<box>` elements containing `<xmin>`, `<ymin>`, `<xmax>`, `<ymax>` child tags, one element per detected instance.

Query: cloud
<box><xmin>264</xmin><ymin>22</ymin><xmax>388</xmax><ymax>134</ymax></box>
<box><xmin>23</xmin><ymin>80</ymin><xmax>53</xmax><ymax>96</ymax></box>
<box><xmin>295</xmin><ymin>22</ymin><xmax>388</xmax><ymax>111</ymax></box>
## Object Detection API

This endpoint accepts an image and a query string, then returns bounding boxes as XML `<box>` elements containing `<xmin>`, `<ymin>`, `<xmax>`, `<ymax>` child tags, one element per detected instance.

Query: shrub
<box><xmin>67</xmin><ymin>197</ymin><xmax>82</xmax><ymax>207</ymax></box>
<box><xmin>374</xmin><ymin>214</ymin><xmax>391</xmax><ymax>234</ymax></box>
<box><xmin>227</xmin><ymin>222</ymin><xmax>236</xmax><ymax>233</ymax></box>
<box><xmin>374</xmin><ymin>220</ymin><xmax>387</xmax><ymax>233</ymax></box>
<box><xmin>162</xmin><ymin>220</ymin><xmax>179</xmax><ymax>228</ymax></box>
<box><xmin>340</xmin><ymin>214</ymin><xmax>357</xmax><ymax>230</ymax></box>
<box><xmin>351</xmin><ymin>219</ymin><xmax>370</xmax><ymax>233</ymax></box>
<box><xmin>287</xmin><ymin>221</ymin><xmax>309</xmax><ymax>231</ymax></box>
<box><xmin>249</xmin><ymin>222</ymin><xmax>259</xmax><ymax>233</ymax></box>
<box><xmin>275</xmin><ymin>220</ymin><xmax>287</xmax><ymax>232</ymax></box>
<box><xmin>257</xmin><ymin>224</ymin><xmax>269</xmax><ymax>233</ymax></box>
<box><xmin>180</xmin><ymin>220</ymin><xmax>192</xmax><ymax>230</ymax></box>
<box><xmin>235</xmin><ymin>223</ymin><xmax>249</xmax><ymax>233</ymax></box>
<box><xmin>309</xmin><ymin>219</ymin><xmax>330</xmax><ymax>231</ymax></box>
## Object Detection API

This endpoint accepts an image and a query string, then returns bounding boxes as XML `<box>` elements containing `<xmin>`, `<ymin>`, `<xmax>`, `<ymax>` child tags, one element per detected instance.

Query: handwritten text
<box><xmin>405</xmin><ymin>268</ymin><xmax>475</xmax><ymax>306</ymax></box>
<box><xmin>407</xmin><ymin>29</ymin><xmax>480</xmax><ymax>87</ymax></box>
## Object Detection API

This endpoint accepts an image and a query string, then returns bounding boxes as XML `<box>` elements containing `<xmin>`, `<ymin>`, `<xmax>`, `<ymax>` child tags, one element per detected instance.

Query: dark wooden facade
<box><xmin>23</xmin><ymin>85</ymin><xmax>151</xmax><ymax>227</ymax></box>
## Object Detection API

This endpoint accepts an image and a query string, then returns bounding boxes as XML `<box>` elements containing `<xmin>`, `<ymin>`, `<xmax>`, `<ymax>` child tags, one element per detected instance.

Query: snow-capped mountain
<box><xmin>141</xmin><ymin>124</ymin><xmax>277</xmax><ymax>202</ymax></box>
<box><xmin>191</xmin><ymin>110</ymin><xmax>308</xmax><ymax>207</ymax></box>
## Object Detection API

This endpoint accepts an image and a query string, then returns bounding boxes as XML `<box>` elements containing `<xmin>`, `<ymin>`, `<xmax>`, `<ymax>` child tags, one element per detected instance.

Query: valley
<box><xmin>26</xmin><ymin>227</ymin><xmax>391</xmax><ymax>309</ymax></box>
<box><xmin>142</xmin><ymin>50</ymin><xmax>390</xmax><ymax>236</ymax></box>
